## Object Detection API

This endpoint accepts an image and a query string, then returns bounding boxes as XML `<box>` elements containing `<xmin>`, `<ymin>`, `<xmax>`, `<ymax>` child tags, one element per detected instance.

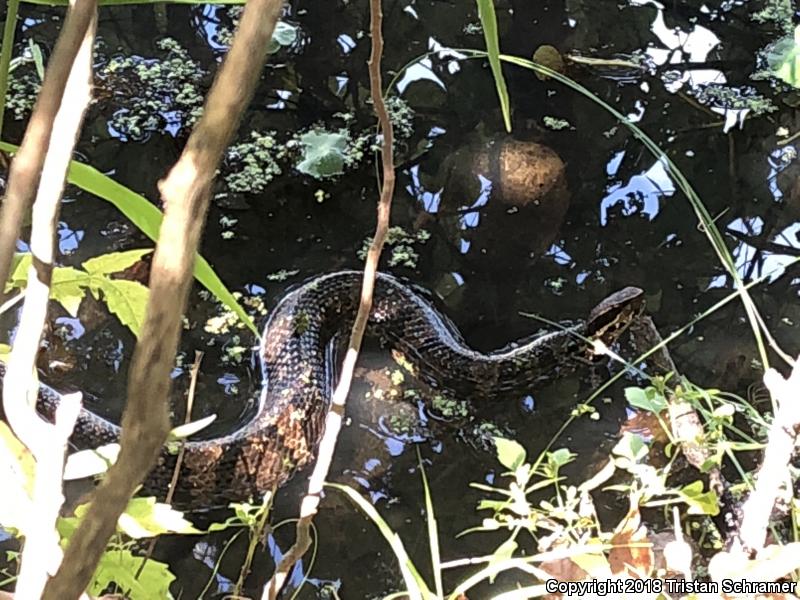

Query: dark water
<box><xmin>2</xmin><ymin>0</ymin><xmax>799</xmax><ymax>597</ymax></box>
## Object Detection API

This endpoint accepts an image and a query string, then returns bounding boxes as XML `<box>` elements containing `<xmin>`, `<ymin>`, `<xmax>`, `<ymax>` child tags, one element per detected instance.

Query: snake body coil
<box><xmin>1</xmin><ymin>271</ymin><xmax>643</xmax><ymax>508</ymax></box>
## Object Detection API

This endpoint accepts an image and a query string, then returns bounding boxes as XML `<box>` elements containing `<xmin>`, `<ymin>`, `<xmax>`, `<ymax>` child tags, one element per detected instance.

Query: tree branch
<box><xmin>41</xmin><ymin>2</ymin><xmax>285</xmax><ymax>597</ymax></box>
<box><xmin>1</xmin><ymin>1</ymin><xmax>96</xmax><ymax>596</ymax></box>
<box><xmin>0</xmin><ymin>0</ymin><xmax>96</xmax><ymax>296</ymax></box>
<box><xmin>262</xmin><ymin>0</ymin><xmax>396</xmax><ymax>595</ymax></box>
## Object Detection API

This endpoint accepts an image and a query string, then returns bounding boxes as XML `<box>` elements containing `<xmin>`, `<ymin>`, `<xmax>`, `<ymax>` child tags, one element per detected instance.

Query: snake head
<box><xmin>587</xmin><ymin>286</ymin><xmax>645</xmax><ymax>345</ymax></box>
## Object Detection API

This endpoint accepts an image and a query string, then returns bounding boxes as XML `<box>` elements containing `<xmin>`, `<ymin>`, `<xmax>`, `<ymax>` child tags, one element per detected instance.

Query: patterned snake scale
<box><xmin>0</xmin><ymin>271</ymin><xmax>644</xmax><ymax>508</ymax></box>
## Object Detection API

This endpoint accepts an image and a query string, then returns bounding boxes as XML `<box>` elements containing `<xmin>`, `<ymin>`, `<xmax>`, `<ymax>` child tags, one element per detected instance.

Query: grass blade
<box><xmin>326</xmin><ymin>483</ymin><xmax>433</xmax><ymax>600</ymax></box>
<box><xmin>475</xmin><ymin>0</ymin><xmax>511</xmax><ymax>132</ymax></box>
<box><xmin>0</xmin><ymin>141</ymin><xmax>257</xmax><ymax>335</ymax></box>
<box><xmin>417</xmin><ymin>448</ymin><xmax>443</xmax><ymax>598</ymax></box>
<box><xmin>0</xmin><ymin>0</ymin><xmax>21</xmax><ymax>138</ymax></box>
<box><xmin>489</xmin><ymin>55</ymin><xmax>776</xmax><ymax>370</ymax></box>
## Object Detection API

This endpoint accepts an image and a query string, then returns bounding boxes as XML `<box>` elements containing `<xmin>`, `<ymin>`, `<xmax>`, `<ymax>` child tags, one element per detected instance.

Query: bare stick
<box><xmin>262</xmin><ymin>0</ymin><xmax>396</xmax><ymax>595</ymax></box>
<box><xmin>2</xmin><ymin>3</ymin><xmax>96</xmax><ymax>597</ymax></box>
<box><xmin>0</xmin><ymin>0</ymin><xmax>96</xmax><ymax>295</ymax></box>
<box><xmin>734</xmin><ymin>358</ymin><xmax>800</xmax><ymax>553</ymax></box>
<box><xmin>42</xmin><ymin>2</ymin><xmax>284</xmax><ymax>597</ymax></box>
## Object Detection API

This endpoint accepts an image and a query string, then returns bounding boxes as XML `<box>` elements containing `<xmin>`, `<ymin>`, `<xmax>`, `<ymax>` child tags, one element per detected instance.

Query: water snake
<box><xmin>1</xmin><ymin>271</ymin><xmax>644</xmax><ymax>508</ymax></box>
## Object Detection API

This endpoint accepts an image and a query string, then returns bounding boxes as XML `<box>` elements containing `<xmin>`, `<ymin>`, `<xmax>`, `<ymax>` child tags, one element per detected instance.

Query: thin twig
<box><xmin>3</xmin><ymin>2</ymin><xmax>96</xmax><ymax>597</ymax></box>
<box><xmin>261</xmin><ymin>0</ymin><xmax>396</xmax><ymax>595</ymax></box>
<box><xmin>42</xmin><ymin>2</ymin><xmax>284</xmax><ymax>597</ymax></box>
<box><xmin>135</xmin><ymin>351</ymin><xmax>204</xmax><ymax>579</ymax></box>
<box><xmin>0</xmin><ymin>0</ymin><xmax>96</xmax><ymax>296</ymax></box>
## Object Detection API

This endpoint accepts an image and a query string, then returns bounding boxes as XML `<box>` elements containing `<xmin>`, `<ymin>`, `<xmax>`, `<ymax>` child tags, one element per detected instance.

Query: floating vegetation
<box><xmin>99</xmin><ymin>38</ymin><xmax>206</xmax><ymax>140</ymax></box>
<box><xmin>358</xmin><ymin>226</ymin><xmax>430</xmax><ymax>268</ymax></box>
<box><xmin>224</xmin><ymin>131</ymin><xmax>286</xmax><ymax>193</ymax></box>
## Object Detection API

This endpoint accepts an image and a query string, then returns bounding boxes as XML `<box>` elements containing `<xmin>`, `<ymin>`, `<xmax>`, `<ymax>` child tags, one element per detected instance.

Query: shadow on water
<box><xmin>2</xmin><ymin>0</ymin><xmax>800</xmax><ymax>596</ymax></box>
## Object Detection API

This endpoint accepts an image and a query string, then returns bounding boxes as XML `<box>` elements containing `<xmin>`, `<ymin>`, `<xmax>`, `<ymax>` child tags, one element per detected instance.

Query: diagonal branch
<box><xmin>1</xmin><ymin>1</ymin><xmax>97</xmax><ymax>597</ymax></box>
<box><xmin>0</xmin><ymin>0</ymin><xmax>96</xmax><ymax>296</ymax></box>
<box><xmin>41</xmin><ymin>1</ymin><xmax>285</xmax><ymax>597</ymax></box>
<box><xmin>262</xmin><ymin>0</ymin><xmax>396</xmax><ymax>595</ymax></box>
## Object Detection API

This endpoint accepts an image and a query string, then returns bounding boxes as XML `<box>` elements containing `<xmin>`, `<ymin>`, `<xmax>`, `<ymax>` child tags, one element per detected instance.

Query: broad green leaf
<box><xmin>82</xmin><ymin>248</ymin><xmax>152</xmax><ymax>276</ymax></box>
<box><xmin>90</xmin><ymin>547</ymin><xmax>175</xmax><ymax>600</ymax></box>
<box><xmin>295</xmin><ymin>131</ymin><xmax>348</xmax><ymax>178</ymax></box>
<box><xmin>117</xmin><ymin>497</ymin><xmax>200</xmax><ymax>538</ymax></box>
<box><xmin>51</xmin><ymin>266</ymin><xmax>91</xmax><ymax>317</ymax></box>
<box><xmin>6</xmin><ymin>253</ymin><xmax>30</xmax><ymax>290</ymax></box>
<box><xmin>0</xmin><ymin>142</ymin><xmax>257</xmax><ymax>335</ymax></box>
<box><xmin>63</xmin><ymin>444</ymin><xmax>120</xmax><ymax>480</ymax></box>
<box><xmin>625</xmin><ymin>386</ymin><xmax>667</xmax><ymax>413</ymax></box>
<box><xmin>476</xmin><ymin>0</ymin><xmax>511</xmax><ymax>132</ymax></box>
<box><xmin>94</xmin><ymin>277</ymin><xmax>149</xmax><ymax>337</ymax></box>
<box><xmin>678</xmin><ymin>481</ymin><xmax>719</xmax><ymax>516</ymax></box>
<box><xmin>493</xmin><ymin>437</ymin><xmax>526</xmax><ymax>471</ymax></box>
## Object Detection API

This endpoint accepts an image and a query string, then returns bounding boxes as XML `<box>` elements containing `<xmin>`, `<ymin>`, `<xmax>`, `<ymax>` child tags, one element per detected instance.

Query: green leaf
<box><xmin>117</xmin><ymin>497</ymin><xmax>200</xmax><ymax>538</ymax></box>
<box><xmin>295</xmin><ymin>131</ymin><xmax>348</xmax><ymax>178</ymax></box>
<box><xmin>625</xmin><ymin>386</ymin><xmax>667</xmax><ymax>413</ymax></box>
<box><xmin>678</xmin><ymin>480</ymin><xmax>719</xmax><ymax>516</ymax></box>
<box><xmin>767</xmin><ymin>27</ymin><xmax>800</xmax><ymax>88</ymax></box>
<box><xmin>493</xmin><ymin>437</ymin><xmax>526</xmax><ymax>471</ymax></box>
<box><xmin>612</xmin><ymin>432</ymin><xmax>649</xmax><ymax>463</ymax></box>
<box><xmin>91</xmin><ymin>547</ymin><xmax>175</xmax><ymax>600</ymax></box>
<box><xmin>63</xmin><ymin>444</ymin><xmax>120</xmax><ymax>480</ymax></box>
<box><xmin>476</xmin><ymin>0</ymin><xmax>512</xmax><ymax>132</ymax></box>
<box><xmin>51</xmin><ymin>266</ymin><xmax>91</xmax><ymax>317</ymax></box>
<box><xmin>0</xmin><ymin>142</ymin><xmax>257</xmax><ymax>335</ymax></box>
<box><xmin>548</xmin><ymin>448</ymin><xmax>575</xmax><ymax>468</ymax></box>
<box><xmin>93</xmin><ymin>277</ymin><xmax>149</xmax><ymax>337</ymax></box>
<box><xmin>268</xmin><ymin>21</ymin><xmax>298</xmax><ymax>53</ymax></box>
<box><xmin>82</xmin><ymin>248</ymin><xmax>152</xmax><ymax>276</ymax></box>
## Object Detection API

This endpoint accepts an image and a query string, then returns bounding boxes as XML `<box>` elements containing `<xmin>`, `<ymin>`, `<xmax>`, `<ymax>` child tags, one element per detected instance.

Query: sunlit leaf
<box><xmin>295</xmin><ymin>131</ymin><xmax>348</xmax><ymax>178</ymax></box>
<box><xmin>51</xmin><ymin>266</ymin><xmax>91</xmax><ymax>317</ymax></box>
<box><xmin>678</xmin><ymin>480</ymin><xmax>719</xmax><ymax>516</ymax></box>
<box><xmin>90</xmin><ymin>547</ymin><xmax>175</xmax><ymax>600</ymax></box>
<box><xmin>168</xmin><ymin>414</ymin><xmax>217</xmax><ymax>441</ymax></box>
<box><xmin>118</xmin><ymin>497</ymin><xmax>200</xmax><ymax>538</ymax></box>
<box><xmin>625</xmin><ymin>386</ymin><xmax>667</xmax><ymax>413</ymax></box>
<box><xmin>93</xmin><ymin>278</ymin><xmax>149</xmax><ymax>337</ymax></box>
<box><xmin>82</xmin><ymin>248</ymin><xmax>152</xmax><ymax>276</ymax></box>
<box><xmin>612</xmin><ymin>432</ymin><xmax>649</xmax><ymax>463</ymax></box>
<box><xmin>493</xmin><ymin>437</ymin><xmax>526</xmax><ymax>471</ymax></box>
<box><xmin>63</xmin><ymin>444</ymin><xmax>120</xmax><ymax>480</ymax></box>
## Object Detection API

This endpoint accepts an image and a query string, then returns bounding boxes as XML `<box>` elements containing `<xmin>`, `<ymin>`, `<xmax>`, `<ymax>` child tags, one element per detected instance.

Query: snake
<box><xmin>0</xmin><ymin>271</ymin><xmax>644</xmax><ymax>508</ymax></box>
